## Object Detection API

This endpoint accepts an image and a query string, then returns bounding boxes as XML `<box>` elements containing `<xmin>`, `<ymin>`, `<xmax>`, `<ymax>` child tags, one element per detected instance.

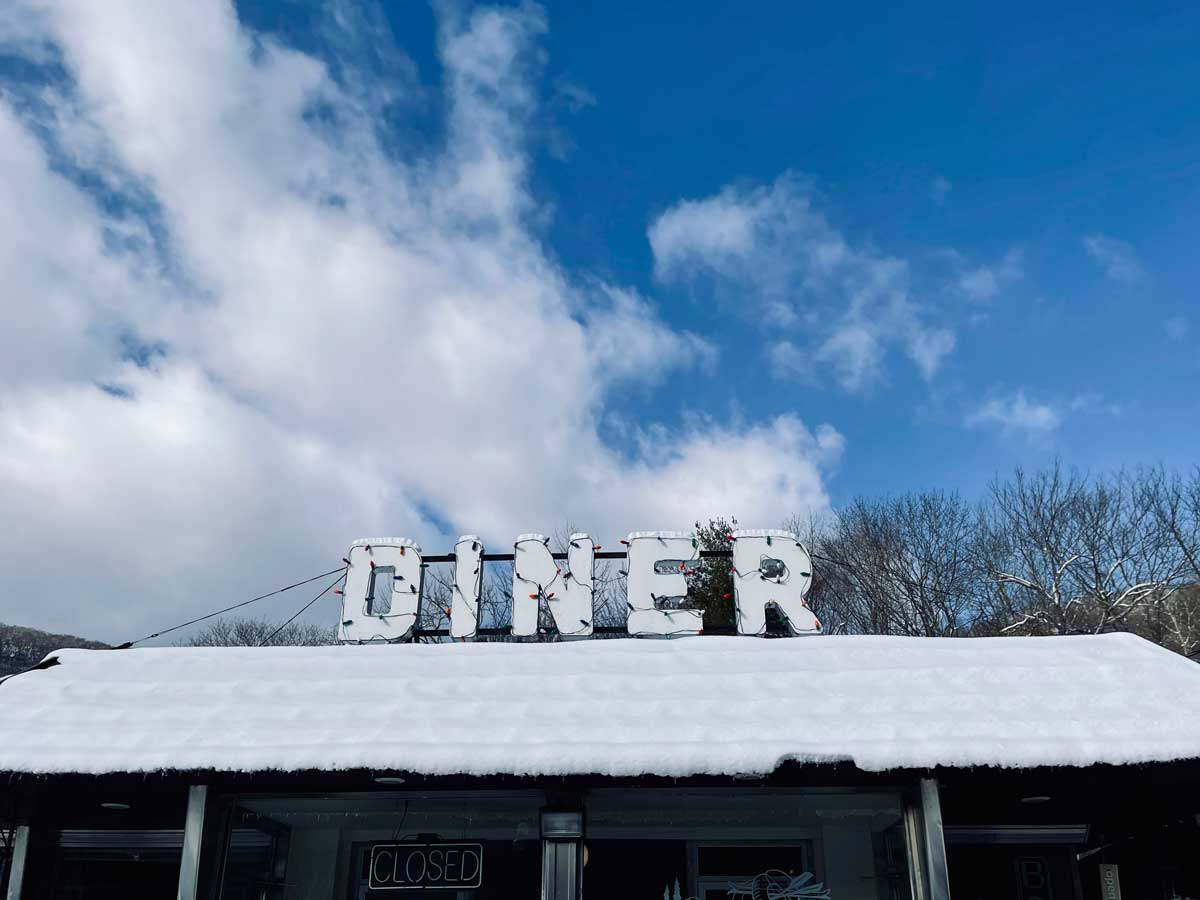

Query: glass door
<box><xmin>692</xmin><ymin>842</ymin><xmax>820</xmax><ymax>899</ymax></box>
<box><xmin>582</xmin><ymin>789</ymin><xmax>912</xmax><ymax>900</ymax></box>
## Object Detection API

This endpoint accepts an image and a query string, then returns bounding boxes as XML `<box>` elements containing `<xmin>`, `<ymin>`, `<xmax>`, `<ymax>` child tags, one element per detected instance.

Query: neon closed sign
<box><xmin>337</xmin><ymin>529</ymin><xmax>820</xmax><ymax>642</ymax></box>
<box><xmin>368</xmin><ymin>842</ymin><xmax>483</xmax><ymax>891</ymax></box>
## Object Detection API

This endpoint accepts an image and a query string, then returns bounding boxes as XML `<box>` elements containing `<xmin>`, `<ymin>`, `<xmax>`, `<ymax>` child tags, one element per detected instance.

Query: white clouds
<box><xmin>649</xmin><ymin>172</ymin><xmax>954</xmax><ymax>391</ymax></box>
<box><xmin>816</xmin><ymin>323</ymin><xmax>885</xmax><ymax>392</ymax></box>
<box><xmin>1068</xmin><ymin>392</ymin><xmax>1125</xmax><ymax>419</ymax></box>
<box><xmin>1083</xmin><ymin>234</ymin><xmax>1143</xmax><ymax>284</ymax></box>
<box><xmin>1165</xmin><ymin>316</ymin><xmax>1189</xmax><ymax>343</ymax></box>
<box><xmin>957</xmin><ymin>267</ymin><xmax>998</xmax><ymax>303</ymax></box>
<box><xmin>966</xmin><ymin>391</ymin><xmax>1061</xmax><ymax>435</ymax></box>
<box><xmin>621</xmin><ymin>415</ymin><xmax>844</xmax><ymax>531</ymax></box>
<box><xmin>0</xmin><ymin>1</ymin><xmax>56</xmax><ymax>60</ymax></box>
<box><xmin>0</xmin><ymin>1</ymin><xmax>838</xmax><ymax>639</ymax></box>
<box><xmin>956</xmin><ymin>249</ymin><xmax>1023</xmax><ymax>304</ymax></box>
<box><xmin>649</xmin><ymin>182</ymin><xmax>771</xmax><ymax>279</ymax></box>
<box><xmin>906</xmin><ymin>327</ymin><xmax>956</xmax><ymax>381</ymax></box>
<box><xmin>966</xmin><ymin>389</ymin><xmax>1130</xmax><ymax>438</ymax></box>
<box><xmin>930</xmin><ymin>175</ymin><xmax>951</xmax><ymax>205</ymax></box>
<box><xmin>767</xmin><ymin>340</ymin><xmax>810</xmax><ymax>381</ymax></box>
<box><xmin>581</xmin><ymin>286</ymin><xmax>718</xmax><ymax>383</ymax></box>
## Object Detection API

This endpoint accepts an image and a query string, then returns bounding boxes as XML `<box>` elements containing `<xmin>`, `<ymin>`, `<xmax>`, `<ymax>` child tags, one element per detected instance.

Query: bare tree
<box><xmin>416</xmin><ymin>560</ymin><xmax>513</xmax><ymax>641</ymax></box>
<box><xmin>1146</xmin><ymin>466</ymin><xmax>1200</xmax><ymax>581</ymax></box>
<box><xmin>1129</xmin><ymin>585</ymin><xmax>1200</xmax><ymax>658</ymax></box>
<box><xmin>181</xmin><ymin>617</ymin><xmax>335</xmax><ymax>647</ymax></box>
<box><xmin>0</xmin><ymin>622</ymin><xmax>109</xmax><ymax>676</ymax></box>
<box><xmin>802</xmin><ymin>492</ymin><xmax>983</xmax><ymax>637</ymax></box>
<box><xmin>1137</xmin><ymin>467</ymin><xmax>1200</xmax><ymax>655</ymax></box>
<box><xmin>976</xmin><ymin>463</ymin><xmax>1189</xmax><ymax>636</ymax></box>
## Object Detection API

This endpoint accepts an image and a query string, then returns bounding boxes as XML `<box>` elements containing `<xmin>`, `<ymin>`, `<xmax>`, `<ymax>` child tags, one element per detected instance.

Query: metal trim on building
<box><xmin>4</xmin><ymin>826</ymin><xmax>29</xmax><ymax>900</ymax></box>
<box><xmin>177</xmin><ymin>785</ymin><xmax>208</xmax><ymax>900</ymax></box>
<box><xmin>919</xmin><ymin>778</ymin><xmax>951</xmax><ymax>900</ymax></box>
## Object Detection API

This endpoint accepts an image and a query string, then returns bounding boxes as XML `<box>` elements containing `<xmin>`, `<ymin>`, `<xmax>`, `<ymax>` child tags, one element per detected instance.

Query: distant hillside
<box><xmin>0</xmin><ymin>622</ymin><xmax>109</xmax><ymax>676</ymax></box>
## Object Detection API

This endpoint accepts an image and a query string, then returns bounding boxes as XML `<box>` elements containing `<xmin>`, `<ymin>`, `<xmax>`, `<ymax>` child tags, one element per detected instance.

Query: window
<box><xmin>217</xmin><ymin>793</ymin><xmax>543</xmax><ymax>900</ymax></box>
<box><xmin>211</xmin><ymin>789</ymin><xmax>914</xmax><ymax>900</ymax></box>
<box><xmin>47</xmin><ymin>830</ymin><xmax>184</xmax><ymax>900</ymax></box>
<box><xmin>946</xmin><ymin>844</ymin><xmax>1077</xmax><ymax>900</ymax></box>
<box><xmin>584</xmin><ymin>790</ymin><xmax>911</xmax><ymax>900</ymax></box>
<box><xmin>694</xmin><ymin>844</ymin><xmax>818</xmax><ymax>899</ymax></box>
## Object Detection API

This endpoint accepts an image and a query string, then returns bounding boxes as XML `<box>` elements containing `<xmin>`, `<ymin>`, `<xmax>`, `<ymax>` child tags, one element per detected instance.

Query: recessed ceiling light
<box><xmin>373</xmin><ymin>775</ymin><xmax>406</xmax><ymax>785</ymax></box>
<box><xmin>1020</xmin><ymin>795</ymin><xmax>1052</xmax><ymax>805</ymax></box>
<box><xmin>100</xmin><ymin>802</ymin><xmax>131</xmax><ymax>811</ymax></box>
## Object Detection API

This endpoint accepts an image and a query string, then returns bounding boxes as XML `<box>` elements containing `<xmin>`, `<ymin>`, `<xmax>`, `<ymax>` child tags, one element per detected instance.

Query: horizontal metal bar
<box><xmin>53</xmin><ymin>829</ymin><xmax>274</xmax><ymax>851</ymax></box>
<box><xmin>408</xmin><ymin>624</ymin><xmax>739</xmax><ymax>640</ymax></box>
<box><xmin>421</xmin><ymin>549</ymin><xmax>734</xmax><ymax>564</ymax></box>
<box><xmin>943</xmin><ymin>825</ymin><xmax>1090</xmax><ymax>845</ymax></box>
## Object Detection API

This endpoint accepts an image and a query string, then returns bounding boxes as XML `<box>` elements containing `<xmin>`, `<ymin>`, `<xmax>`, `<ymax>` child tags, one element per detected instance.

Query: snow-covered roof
<box><xmin>1</xmin><ymin>633</ymin><xmax>1198</xmax><ymax>777</ymax></box>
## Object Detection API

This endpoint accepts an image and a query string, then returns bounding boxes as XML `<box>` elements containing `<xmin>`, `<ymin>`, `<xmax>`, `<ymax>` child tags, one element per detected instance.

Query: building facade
<box><xmin>2</xmin><ymin>633</ymin><xmax>1199</xmax><ymax>899</ymax></box>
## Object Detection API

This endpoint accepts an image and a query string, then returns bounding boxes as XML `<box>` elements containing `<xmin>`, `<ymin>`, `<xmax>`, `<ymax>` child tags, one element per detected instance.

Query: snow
<box><xmin>627</xmin><ymin>530</ymin><xmax>693</xmax><ymax>540</ymax></box>
<box><xmin>350</xmin><ymin>537</ymin><xmax>421</xmax><ymax>550</ymax></box>
<box><xmin>730</xmin><ymin>528</ymin><xmax>798</xmax><ymax>539</ymax></box>
<box><xmin>1</xmin><ymin>633</ymin><xmax>1199</xmax><ymax>777</ymax></box>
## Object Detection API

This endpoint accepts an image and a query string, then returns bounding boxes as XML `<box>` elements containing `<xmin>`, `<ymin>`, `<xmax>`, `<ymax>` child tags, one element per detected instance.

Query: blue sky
<box><xmin>544</xmin><ymin>0</ymin><xmax>1200</xmax><ymax>499</ymax></box>
<box><xmin>0</xmin><ymin>0</ymin><xmax>1196</xmax><ymax>638</ymax></box>
<box><xmin>246</xmin><ymin>0</ymin><xmax>1199</xmax><ymax>501</ymax></box>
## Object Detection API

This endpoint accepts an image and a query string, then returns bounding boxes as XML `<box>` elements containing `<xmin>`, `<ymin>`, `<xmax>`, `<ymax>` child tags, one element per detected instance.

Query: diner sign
<box><xmin>368</xmin><ymin>841</ymin><xmax>484</xmax><ymax>891</ymax></box>
<box><xmin>338</xmin><ymin>529</ymin><xmax>820</xmax><ymax>643</ymax></box>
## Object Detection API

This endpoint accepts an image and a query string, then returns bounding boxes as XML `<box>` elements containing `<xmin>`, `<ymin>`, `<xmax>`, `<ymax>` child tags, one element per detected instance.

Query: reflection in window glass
<box><xmin>218</xmin><ymin>793</ymin><xmax>542</xmax><ymax>900</ymax></box>
<box><xmin>49</xmin><ymin>830</ymin><xmax>183</xmax><ymax>900</ymax></box>
<box><xmin>584</xmin><ymin>790</ymin><xmax>911</xmax><ymax>900</ymax></box>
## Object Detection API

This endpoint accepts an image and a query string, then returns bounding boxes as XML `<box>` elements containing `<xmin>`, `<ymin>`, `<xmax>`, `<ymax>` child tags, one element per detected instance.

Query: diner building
<box><xmin>1</xmin><ymin>631</ymin><xmax>1200</xmax><ymax>900</ymax></box>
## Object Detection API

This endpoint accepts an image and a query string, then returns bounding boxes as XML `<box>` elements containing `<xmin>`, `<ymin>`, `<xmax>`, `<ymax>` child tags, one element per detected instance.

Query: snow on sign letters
<box><xmin>338</xmin><ymin>529</ymin><xmax>820</xmax><ymax>643</ymax></box>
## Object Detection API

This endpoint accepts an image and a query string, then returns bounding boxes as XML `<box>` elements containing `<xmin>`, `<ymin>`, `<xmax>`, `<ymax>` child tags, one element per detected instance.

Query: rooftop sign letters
<box><xmin>337</xmin><ymin>529</ymin><xmax>819</xmax><ymax>642</ymax></box>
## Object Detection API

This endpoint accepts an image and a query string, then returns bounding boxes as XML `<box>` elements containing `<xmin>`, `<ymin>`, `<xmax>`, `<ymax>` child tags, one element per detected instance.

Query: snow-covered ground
<box><xmin>1</xmin><ymin>633</ymin><xmax>1198</xmax><ymax>776</ymax></box>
